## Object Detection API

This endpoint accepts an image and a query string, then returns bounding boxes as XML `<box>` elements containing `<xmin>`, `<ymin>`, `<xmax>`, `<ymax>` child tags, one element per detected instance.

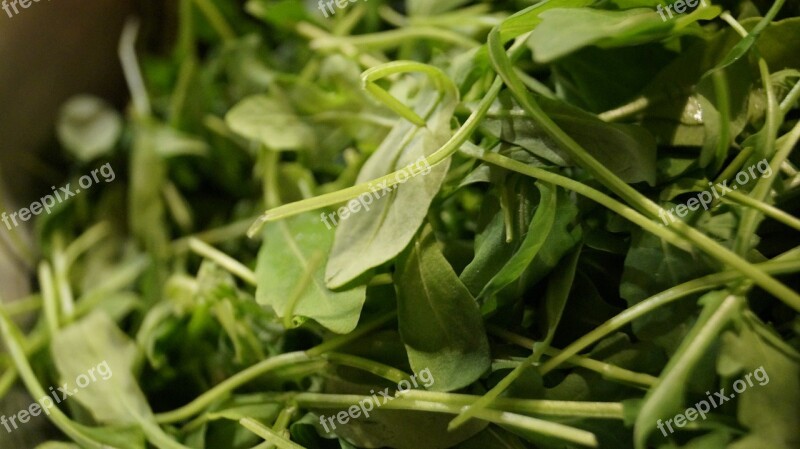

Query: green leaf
<box><xmin>225</xmin><ymin>94</ymin><xmax>314</xmax><ymax>151</ymax></box>
<box><xmin>620</xmin><ymin>230</ymin><xmax>713</xmax><ymax>343</ymax></box>
<box><xmin>325</xmin><ymin>78</ymin><xmax>457</xmax><ymax>288</ymax></box>
<box><xmin>718</xmin><ymin>314</ymin><xmax>800</xmax><ymax>449</ymax></box>
<box><xmin>395</xmin><ymin>225</ymin><xmax>491</xmax><ymax>392</ymax></box>
<box><xmin>51</xmin><ymin>311</ymin><xmax>151</xmax><ymax>426</ymax></box>
<box><xmin>256</xmin><ymin>212</ymin><xmax>367</xmax><ymax>334</ymax></box>
<box><xmin>460</xmin><ymin>179</ymin><xmax>581</xmax><ymax>315</ymax></box>
<box><xmin>245</xmin><ymin>0</ymin><xmax>310</xmax><ymax>28</ymax></box>
<box><xmin>536</xmin><ymin>245</ymin><xmax>581</xmax><ymax>352</ymax></box>
<box><xmin>51</xmin><ymin>312</ymin><xmax>187</xmax><ymax>449</ymax></box>
<box><xmin>527</xmin><ymin>8</ymin><xmax>673</xmax><ymax>63</ymax></box>
<box><xmin>497</xmin><ymin>0</ymin><xmax>595</xmax><ymax>44</ymax></box>
<box><xmin>57</xmin><ymin>95</ymin><xmax>123</xmax><ymax>162</ymax></box>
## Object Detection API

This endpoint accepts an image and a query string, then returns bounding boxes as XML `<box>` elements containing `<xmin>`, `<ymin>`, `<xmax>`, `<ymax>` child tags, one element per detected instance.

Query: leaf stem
<box><xmin>188</xmin><ymin>238</ymin><xmax>257</xmax><ymax>287</ymax></box>
<box><xmin>191</xmin><ymin>0</ymin><xmax>236</xmax><ymax>43</ymax></box>
<box><xmin>156</xmin><ymin>312</ymin><xmax>397</xmax><ymax>423</ymax></box>
<box><xmin>240</xmin><ymin>418</ymin><xmax>306</xmax><ymax>449</ymax></box>
<box><xmin>323</xmin><ymin>352</ymin><xmax>412</xmax><ymax>384</ymax></box>
<box><xmin>488</xmin><ymin>326</ymin><xmax>658</xmax><ymax>387</ymax></box>
<box><xmin>723</xmin><ymin>190</ymin><xmax>800</xmax><ymax>232</ymax></box>
<box><xmin>155</xmin><ymin>352</ymin><xmax>313</xmax><ymax>424</ymax></box>
<box><xmin>293</xmin><ymin>392</ymin><xmax>599</xmax><ymax>446</ymax></box>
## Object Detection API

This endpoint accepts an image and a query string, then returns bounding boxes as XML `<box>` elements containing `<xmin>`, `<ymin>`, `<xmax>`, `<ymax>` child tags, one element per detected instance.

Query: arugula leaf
<box><xmin>225</xmin><ymin>94</ymin><xmax>314</xmax><ymax>151</ymax></box>
<box><xmin>325</xmin><ymin>75</ymin><xmax>457</xmax><ymax>288</ymax></box>
<box><xmin>256</xmin><ymin>212</ymin><xmax>367</xmax><ymax>334</ymax></box>
<box><xmin>395</xmin><ymin>225</ymin><xmax>491</xmax><ymax>392</ymax></box>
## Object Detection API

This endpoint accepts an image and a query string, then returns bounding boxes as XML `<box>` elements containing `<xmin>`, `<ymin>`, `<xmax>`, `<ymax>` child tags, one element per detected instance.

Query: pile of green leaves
<box><xmin>1</xmin><ymin>0</ymin><xmax>799</xmax><ymax>448</ymax></box>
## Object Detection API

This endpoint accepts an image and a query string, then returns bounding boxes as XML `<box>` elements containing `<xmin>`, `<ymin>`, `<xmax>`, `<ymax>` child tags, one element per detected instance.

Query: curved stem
<box><xmin>733</xmin><ymin>58</ymin><xmax>782</xmax><ymax>255</ymax></box>
<box><xmin>155</xmin><ymin>352</ymin><xmax>314</xmax><ymax>424</ymax></box>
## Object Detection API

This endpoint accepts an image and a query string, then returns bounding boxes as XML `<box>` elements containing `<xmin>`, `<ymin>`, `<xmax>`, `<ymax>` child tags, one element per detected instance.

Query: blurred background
<box><xmin>0</xmin><ymin>1</ymin><xmax>135</xmax><ymax>445</ymax></box>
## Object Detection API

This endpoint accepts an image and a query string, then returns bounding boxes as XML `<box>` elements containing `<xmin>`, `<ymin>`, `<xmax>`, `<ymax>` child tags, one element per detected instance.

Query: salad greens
<box><xmin>1</xmin><ymin>0</ymin><xmax>799</xmax><ymax>448</ymax></box>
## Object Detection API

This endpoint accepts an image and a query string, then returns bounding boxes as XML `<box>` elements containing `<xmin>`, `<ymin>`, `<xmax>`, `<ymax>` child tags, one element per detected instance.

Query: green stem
<box><xmin>52</xmin><ymin>235</ymin><xmax>75</xmax><ymax>321</ymax></box>
<box><xmin>448</xmin><ymin>349</ymin><xmax>537</xmax><ymax>430</ymax></box>
<box><xmin>472</xmin><ymin>409</ymin><xmax>597</xmax><ymax>447</ymax></box>
<box><xmin>323</xmin><ymin>352</ymin><xmax>412</xmax><ymax>384</ymax></box>
<box><xmin>155</xmin><ymin>352</ymin><xmax>314</xmax><ymax>424</ymax></box>
<box><xmin>63</xmin><ymin>222</ymin><xmax>110</xmax><ymax>267</ymax></box>
<box><xmin>295</xmin><ymin>22</ymin><xmax>386</xmax><ymax>69</ymax></box>
<box><xmin>118</xmin><ymin>19</ymin><xmax>151</xmax><ymax>118</ymax></box>
<box><xmin>294</xmin><ymin>392</ymin><xmax>598</xmax><ymax>446</ymax></box>
<box><xmin>188</xmin><ymin>238</ymin><xmax>257</xmax><ymax>286</ymax></box>
<box><xmin>714</xmin><ymin>146</ymin><xmax>753</xmax><ymax>186</ymax></box>
<box><xmin>3</xmin><ymin>294</ymin><xmax>41</xmax><ymax>316</ymax></box>
<box><xmin>38</xmin><ymin>261</ymin><xmax>59</xmax><ymax>336</ymax></box>
<box><xmin>157</xmin><ymin>312</ymin><xmax>396</xmax><ymax>423</ymax></box>
<box><xmin>723</xmin><ymin>190</ymin><xmax>800</xmax><ymax>232</ymax></box>
<box><xmin>361</xmin><ymin>61</ymin><xmax>458</xmax><ymax>127</ymax></box>
<box><xmin>706</xmin><ymin>70</ymin><xmax>731</xmax><ymax>170</ymax></box>
<box><xmin>779</xmin><ymin>77</ymin><xmax>800</xmax><ymax>115</ymax></box>
<box><xmin>191</xmin><ymin>0</ymin><xmax>236</xmax><ymax>43</ymax></box>
<box><xmin>240</xmin><ymin>418</ymin><xmax>306</xmax><ymax>449</ymax></box>
<box><xmin>488</xmin><ymin>326</ymin><xmax>657</xmax><ymax>387</ymax></box>
<box><xmin>283</xmin><ymin>251</ymin><xmax>324</xmax><ymax>329</ymax></box>
<box><xmin>734</xmin><ymin>111</ymin><xmax>799</xmax><ymax>255</ymax></box>
<box><xmin>172</xmin><ymin>217</ymin><xmax>257</xmax><ymax>254</ymax></box>
<box><xmin>306</xmin><ymin>310</ymin><xmax>396</xmax><ymax>357</ymax></box>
